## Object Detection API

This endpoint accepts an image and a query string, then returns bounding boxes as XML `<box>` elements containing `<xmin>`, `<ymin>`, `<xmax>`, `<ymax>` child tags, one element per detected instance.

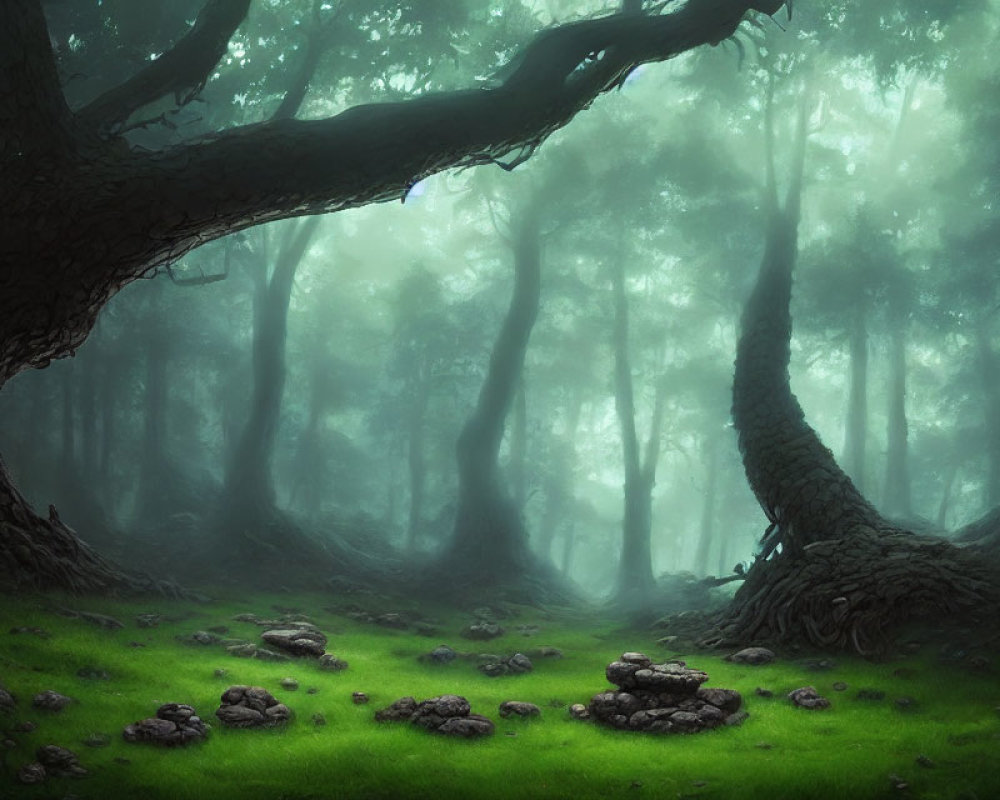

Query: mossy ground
<box><xmin>0</xmin><ymin>591</ymin><xmax>997</xmax><ymax>800</ymax></box>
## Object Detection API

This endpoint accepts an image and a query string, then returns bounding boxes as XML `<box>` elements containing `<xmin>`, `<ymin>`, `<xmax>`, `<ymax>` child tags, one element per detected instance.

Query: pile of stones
<box><xmin>478</xmin><ymin>652</ymin><xmax>533</xmax><ymax>677</ymax></box>
<box><xmin>215</xmin><ymin>686</ymin><xmax>292</xmax><ymax>728</ymax></box>
<box><xmin>123</xmin><ymin>703</ymin><xmax>208</xmax><ymax>746</ymax></box>
<box><xmin>576</xmin><ymin>652</ymin><xmax>747</xmax><ymax>734</ymax></box>
<box><xmin>17</xmin><ymin>745</ymin><xmax>86</xmax><ymax>784</ymax></box>
<box><xmin>374</xmin><ymin>694</ymin><xmax>494</xmax><ymax>738</ymax></box>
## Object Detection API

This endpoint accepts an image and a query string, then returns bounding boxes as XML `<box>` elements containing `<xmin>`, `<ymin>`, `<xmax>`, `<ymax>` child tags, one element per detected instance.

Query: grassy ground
<box><xmin>0</xmin><ymin>591</ymin><xmax>997</xmax><ymax>800</ymax></box>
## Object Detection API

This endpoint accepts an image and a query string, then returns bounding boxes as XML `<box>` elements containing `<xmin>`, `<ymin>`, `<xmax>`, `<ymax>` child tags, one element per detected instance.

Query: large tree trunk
<box><xmin>977</xmin><ymin>329</ymin><xmax>1000</xmax><ymax>510</ymax></box>
<box><xmin>711</xmin><ymin>91</ymin><xmax>998</xmax><ymax>653</ymax></box>
<box><xmin>0</xmin><ymin>0</ymin><xmax>781</xmax><ymax>591</ymax></box>
<box><xmin>693</xmin><ymin>432</ymin><xmax>720</xmax><ymax>576</ymax></box>
<box><xmin>610</xmin><ymin>256</ymin><xmax>667</xmax><ymax>611</ymax></box>
<box><xmin>406</xmin><ymin>368</ymin><xmax>431</xmax><ymax>553</ymax></box>
<box><xmin>882</xmin><ymin>286</ymin><xmax>912</xmax><ymax>519</ymax></box>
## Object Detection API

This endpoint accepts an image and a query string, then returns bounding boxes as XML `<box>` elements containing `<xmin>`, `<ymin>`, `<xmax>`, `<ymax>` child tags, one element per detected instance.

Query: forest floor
<box><xmin>0</xmin><ymin>589</ymin><xmax>997</xmax><ymax>800</ymax></box>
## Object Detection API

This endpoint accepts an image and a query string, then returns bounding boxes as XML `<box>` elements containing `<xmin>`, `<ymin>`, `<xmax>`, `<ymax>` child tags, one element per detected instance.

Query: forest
<box><xmin>1</xmin><ymin>1</ymin><xmax>999</xmax><ymax>798</ymax></box>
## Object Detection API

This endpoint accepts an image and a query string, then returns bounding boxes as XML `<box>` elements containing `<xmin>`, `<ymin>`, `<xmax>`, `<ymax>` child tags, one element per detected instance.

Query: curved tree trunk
<box><xmin>712</xmin><ymin>90</ymin><xmax>998</xmax><ymax>653</ymax></box>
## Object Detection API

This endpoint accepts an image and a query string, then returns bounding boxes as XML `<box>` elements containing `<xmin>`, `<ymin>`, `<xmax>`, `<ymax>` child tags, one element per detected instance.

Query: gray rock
<box><xmin>436</xmin><ymin>714</ymin><xmax>494</xmax><ymax>738</ymax></box>
<box><xmin>352</xmin><ymin>692</ymin><xmax>369</xmax><ymax>704</ymax></box>
<box><xmin>374</xmin><ymin>696</ymin><xmax>418</xmax><ymax>722</ymax></box>
<box><xmin>318</xmin><ymin>654</ymin><xmax>349</xmax><ymax>671</ymax></box>
<box><xmin>498</xmin><ymin>701</ymin><xmax>540</xmax><ymax>718</ymax></box>
<box><xmin>83</xmin><ymin>733</ymin><xmax>111</xmax><ymax>748</ymax></box>
<box><xmin>123</xmin><ymin>703</ymin><xmax>207</xmax><ymax>746</ymax></box>
<box><xmin>253</xmin><ymin>647</ymin><xmax>290</xmax><ymax>663</ymax></box>
<box><xmin>426</xmin><ymin>644</ymin><xmax>457</xmax><ymax>665</ymax></box>
<box><xmin>36</xmin><ymin>744</ymin><xmax>87</xmax><ymax>777</ymax></box>
<box><xmin>0</xmin><ymin>687</ymin><xmax>16</xmax><ymax>713</ymax></box>
<box><xmin>33</xmin><ymin>690</ymin><xmax>74</xmax><ymax>711</ymax></box>
<box><xmin>569</xmin><ymin>703</ymin><xmax>591</xmax><ymax>720</ymax></box>
<box><xmin>216</xmin><ymin>685</ymin><xmax>291</xmax><ymax>728</ymax></box>
<box><xmin>725</xmin><ymin>647</ymin><xmax>776</xmax><ymax>666</ymax></box>
<box><xmin>375</xmin><ymin>694</ymin><xmax>494</xmax><ymax>738</ymax></box>
<box><xmin>177</xmin><ymin>630</ymin><xmax>221</xmax><ymax>646</ymax></box>
<box><xmin>135</xmin><ymin>614</ymin><xmax>161</xmax><ymax>628</ymax></box>
<box><xmin>461</xmin><ymin>622</ymin><xmax>504</xmax><ymax>641</ymax></box>
<box><xmin>788</xmin><ymin>686</ymin><xmax>830</xmax><ymax>709</ymax></box>
<box><xmin>279</xmin><ymin>677</ymin><xmax>299</xmax><ymax>691</ymax></box>
<box><xmin>696</xmin><ymin>687</ymin><xmax>742</xmax><ymax>714</ymax></box>
<box><xmin>261</xmin><ymin>628</ymin><xmax>327</xmax><ymax>658</ymax></box>
<box><xmin>312</xmin><ymin>713</ymin><xmax>326</xmax><ymax>727</ymax></box>
<box><xmin>18</xmin><ymin>762</ymin><xmax>46</xmax><ymax>784</ymax></box>
<box><xmin>376</xmin><ymin>613</ymin><xmax>408</xmax><ymax>629</ymax></box>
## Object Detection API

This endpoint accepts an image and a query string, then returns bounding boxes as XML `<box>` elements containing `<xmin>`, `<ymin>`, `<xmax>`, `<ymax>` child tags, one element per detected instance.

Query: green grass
<box><xmin>0</xmin><ymin>591</ymin><xmax>998</xmax><ymax>800</ymax></box>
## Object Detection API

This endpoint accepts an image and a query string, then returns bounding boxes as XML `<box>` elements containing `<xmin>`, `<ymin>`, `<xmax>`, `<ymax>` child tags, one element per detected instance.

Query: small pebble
<box><xmin>213</xmin><ymin>668</ymin><xmax>228</xmax><ymax>678</ymax></box>
<box><xmin>755</xmin><ymin>741</ymin><xmax>773</xmax><ymax>750</ymax></box>
<box><xmin>915</xmin><ymin>755</ymin><xmax>935</xmax><ymax>768</ymax></box>
<box><xmin>311</xmin><ymin>713</ymin><xmax>326</xmax><ymax>727</ymax></box>
<box><xmin>352</xmin><ymin>692</ymin><xmax>369</xmax><ymax>705</ymax></box>
<box><xmin>755</xmin><ymin>687</ymin><xmax>773</xmax><ymax>698</ymax></box>
<box><xmin>832</xmin><ymin>682</ymin><xmax>848</xmax><ymax>692</ymax></box>
<box><xmin>307</xmin><ymin>687</ymin><xmax>319</xmax><ymax>695</ymax></box>
<box><xmin>279</xmin><ymin>678</ymin><xmax>299</xmax><ymax>691</ymax></box>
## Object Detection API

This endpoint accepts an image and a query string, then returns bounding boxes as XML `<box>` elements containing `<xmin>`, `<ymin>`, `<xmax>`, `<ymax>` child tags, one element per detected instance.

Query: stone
<box><xmin>307</xmin><ymin>687</ymin><xmax>318</xmax><ymax>695</ymax></box>
<box><xmin>279</xmin><ymin>678</ymin><xmax>299</xmax><ymax>691</ymax></box>
<box><xmin>788</xmin><ymin>687</ymin><xmax>830</xmax><ymax>709</ymax></box>
<box><xmin>312</xmin><ymin>713</ymin><xmax>326</xmax><ymax>727</ymax></box>
<box><xmin>15</xmin><ymin>721</ymin><xmax>37</xmax><ymax>733</ymax></box>
<box><xmin>253</xmin><ymin>647</ymin><xmax>290</xmax><ymax>662</ymax></box>
<box><xmin>426</xmin><ymin>644</ymin><xmax>457</xmax><ymax>665</ymax></box>
<box><xmin>479</xmin><ymin>652</ymin><xmax>533</xmax><ymax>677</ymax></box>
<box><xmin>135</xmin><ymin>614</ymin><xmax>161</xmax><ymax>628</ymax></box>
<box><xmin>214</xmin><ymin>668</ymin><xmax>228</xmax><ymax>678</ymax></box>
<box><xmin>413</xmin><ymin>621</ymin><xmax>439</xmax><ymax>637</ymax></box>
<box><xmin>10</xmin><ymin>626</ymin><xmax>50</xmax><ymax>638</ymax></box>
<box><xmin>318</xmin><ymin>654</ymin><xmax>349</xmax><ymax>671</ymax></box>
<box><xmin>36</xmin><ymin>744</ymin><xmax>87</xmax><ymax>777</ymax></box>
<box><xmin>83</xmin><ymin>733</ymin><xmax>111</xmax><ymax>748</ymax></box>
<box><xmin>832</xmin><ymin>681</ymin><xmax>848</xmax><ymax>692</ymax></box>
<box><xmin>527</xmin><ymin>646</ymin><xmax>563</xmax><ymax>659</ymax></box>
<box><xmin>228</xmin><ymin>643</ymin><xmax>258</xmax><ymax>658</ymax></box>
<box><xmin>123</xmin><ymin>703</ymin><xmax>207</xmax><ymax>746</ymax></box>
<box><xmin>76</xmin><ymin>666</ymin><xmax>110</xmax><ymax>681</ymax></box>
<box><xmin>725</xmin><ymin>647</ymin><xmax>775</xmax><ymax>666</ymax></box>
<box><xmin>177</xmin><ymin>630</ymin><xmax>221</xmax><ymax>646</ymax></box>
<box><xmin>374</xmin><ymin>696</ymin><xmax>418</xmax><ymax>722</ymax></box>
<box><xmin>18</xmin><ymin>762</ymin><xmax>46</xmax><ymax>784</ymax></box>
<box><xmin>437</xmin><ymin>714</ymin><xmax>494</xmax><ymax>738</ymax></box>
<box><xmin>352</xmin><ymin>692</ymin><xmax>369</xmax><ymax>705</ymax></box>
<box><xmin>261</xmin><ymin>628</ymin><xmax>327</xmax><ymax>658</ymax></box>
<box><xmin>498</xmin><ymin>701</ymin><xmax>540</xmax><ymax>718</ymax></box>
<box><xmin>461</xmin><ymin>622</ymin><xmax>504</xmax><ymax>641</ymax></box>
<box><xmin>0</xmin><ymin>687</ymin><xmax>16</xmax><ymax>713</ymax></box>
<box><xmin>569</xmin><ymin>704</ymin><xmax>590</xmax><ymax>720</ymax></box>
<box><xmin>755</xmin><ymin>687</ymin><xmax>773</xmax><ymax>698</ymax></box>
<box><xmin>376</xmin><ymin>613</ymin><xmax>408</xmax><ymax>629</ymax></box>
<box><xmin>215</xmin><ymin>686</ymin><xmax>291</xmax><ymax>728</ymax></box>
<box><xmin>33</xmin><ymin>690</ymin><xmax>74</xmax><ymax>711</ymax></box>
<box><xmin>375</xmin><ymin>694</ymin><xmax>494</xmax><ymax>738</ymax></box>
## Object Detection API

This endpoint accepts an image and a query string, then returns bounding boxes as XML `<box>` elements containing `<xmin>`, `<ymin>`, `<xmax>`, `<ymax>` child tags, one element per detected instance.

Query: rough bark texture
<box><xmin>711</xmin><ymin>94</ymin><xmax>999</xmax><ymax>653</ymax></box>
<box><xmin>1</xmin><ymin>0</ymin><xmax>784</xmax><ymax>592</ymax></box>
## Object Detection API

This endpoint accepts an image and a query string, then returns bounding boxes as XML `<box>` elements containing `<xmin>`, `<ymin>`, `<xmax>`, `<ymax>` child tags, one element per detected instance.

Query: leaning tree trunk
<box><xmin>711</xmin><ymin>90</ymin><xmax>998</xmax><ymax>654</ymax></box>
<box><xmin>435</xmin><ymin>207</ymin><xmax>565</xmax><ymax>601</ymax></box>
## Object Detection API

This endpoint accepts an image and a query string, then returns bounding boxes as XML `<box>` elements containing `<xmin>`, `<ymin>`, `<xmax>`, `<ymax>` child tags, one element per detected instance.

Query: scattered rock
<box><xmin>76</xmin><ymin>666</ymin><xmax>110</xmax><ymax>681</ymax></box>
<box><xmin>376</xmin><ymin>613</ymin><xmax>408</xmax><ymax>630</ymax></box>
<box><xmin>413</xmin><ymin>622</ymin><xmax>439</xmax><ymax>637</ymax></box>
<box><xmin>10</xmin><ymin>626</ymin><xmax>50</xmax><ymax>638</ymax></box>
<box><xmin>423</xmin><ymin>644</ymin><xmax>457</xmax><ymax>665</ymax></box>
<box><xmin>755</xmin><ymin>688</ymin><xmax>773</xmax><ymax>698</ymax></box>
<box><xmin>318</xmin><ymin>654</ymin><xmax>349</xmax><ymax>671</ymax></box>
<box><xmin>352</xmin><ymin>692</ymin><xmax>369</xmax><ymax>705</ymax></box>
<box><xmin>15</xmin><ymin>721</ymin><xmax>37</xmax><ymax>733</ymax></box>
<box><xmin>123</xmin><ymin>703</ymin><xmax>208</xmax><ymax>747</ymax></box>
<box><xmin>855</xmin><ymin>688</ymin><xmax>885</xmax><ymax>701</ymax></box>
<box><xmin>479</xmin><ymin>653</ymin><xmax>533</xmax><ymax>677</ymax></box>
<box><xmin>461</xmin><ymin>622</ymin><xmax>504</xmax><ymax>641</ymax></box>
<box><xmin>135</xmin><ymin>614</ymin><xmax>161</xmax><ymax>629</ymax></box>
<box><xmin>516</xmin><ymin>624</ymin><xmax>540</xmax><ymax>636</ymax></box>
<box><xmin>832</xmin><ymin>682</ymin><xmax>848</xmax><ymax>692</ymax></box>
<box><xmin>584</xmin><ymin>653</ymin><xmax>746</xmax><ymax>734</ymax></box>
<box><xmin>915</xmin><ymin>754</ymin><xmax>935</xmax><ymax>768</ymax></box>
<box><xmin>215</xmin><ymin>686</ymin><xmax>291</xmax><ymax>729</ymax></box>
<box><xmin>569</xmin><ymin>704</ymin><xmax>590</xmax><ymax>721</ymax></box>
<box><xmin>83</xmin><ymin>733</ymin><xmax>111</xmax><ymax>748</ymax></box>
<box><xmin>233</xmin><ymin>613</ymin><xmax>263</xmax><ymax>623</ymax></box>
<box><xmin>279</xmin><ymin>678</ymin><xmax>299</xmax><ymax>691</ymax></box>
<box><xmin>725</xmin><ymin>647</ymin><xmax>775</xmax><ymax>666</ymax></box>
<box><xmin>262</xmin><ymin>628</ymin><xmax>328</xmax><ymax>658</ymax></box>
<box><xmin>801</xmin><ymin>658</ymin><xmax>836</xmax><ymax>672</ymax></box>
<box><xmin>498</xmin><ymin>701</ymin><xmax>540</xmax><ymax>719</ymax></box>
<box><xmin>312</xmin><ymin>713</ymin><xmax>326</xmax><ymax>727</ymax></box>
<box><xmin>18</xmin><ymin>762</ymin><xmax>46</xmax><ymax>784</ymax></box>
<box><xmin>254</xmin><ymin>647</ymin><xmax>290</xmax><ymax>663</ymax></box>
<box><xmin>0</xmin><ymin>686</ymin><xmax>16</xmax><ymax>713</ymax></box>
<box><xmin>214</xmin><ymin>668</ymin><xmax>228</xmax><ymax>678</ymax></box>
<box><xmin>36</xmin><ymin>744</ymin><xmax>87</xmax><ymax>777</ymax></box>
<box><xmin>788</xmin><ymin>687</ymin><xmax>830</xmax><ymax>710</ymax></box>
<box><xmin>33</xmin><ymin>690</ymin><xmax>74</xmax><ymax>712</ymax></box>
<box><xmin>59</xmin><ymin>610</ymin><xmax>124</xmax><ymax>630</ymax></box>
<box><xmin>755</xmin><ymin>741</ymin><xmax>773</xmax><ymax>750</ymax></box>
<box><xmin>375</xmin><ymin>694</ymin><xmax>494</xmax><ymax>738</ymax></box>
<box><xmin>888</xmin><ymin>773</ymin><xmax>909</xmax><ymax>791</ymax></box>
<box><xmin>527</xmin><ymin>646</ymin><xmax>563</xmax><ymax>659</ymax></box>
<box><xmin>177</xmin><ymin>630</ymin><xmax>221</xmax><ymax>646</ymax></box>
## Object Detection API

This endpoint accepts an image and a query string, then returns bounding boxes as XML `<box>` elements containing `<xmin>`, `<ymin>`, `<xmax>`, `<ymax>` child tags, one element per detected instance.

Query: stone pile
<box><xmin>18</xmin><ymin>745</ymin><xmax>87</xmax><ymax>784</ymax></box>
<box><xmin>123</xmin><ymin>703</ymin><xmax>208</xmax><ymax>746</ymax></box>
<box><xmin>478</xmin><ymin>653</ymin><xmax>533</xmax><ymax>677</ymax></box>
<box><xmin>375</xmin><ymin>694</ymin><xmax>494</xmax><ymax>738</ymax></box>
<box><xmin>215</xmin><ymin>686</ymin><xmax>292</xmax><ymax>729</ymax></box>
<box><xmin>581</xmin><ymin>652</ymin><xmax>747</xmax><ymax>734</ymax></box>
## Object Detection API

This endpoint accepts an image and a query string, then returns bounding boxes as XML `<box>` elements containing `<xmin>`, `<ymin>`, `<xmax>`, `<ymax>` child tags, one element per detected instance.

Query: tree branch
<box><xmin>77</xmin><ymin>0</ymin><xmax>251</xmax><ymax>134</ymax></box>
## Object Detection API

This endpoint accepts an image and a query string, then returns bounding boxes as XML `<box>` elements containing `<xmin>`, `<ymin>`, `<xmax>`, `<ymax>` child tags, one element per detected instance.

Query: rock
<box><xmin>376</xmin><ymin>613</ymin><xmax>408</xmax><ymax>629</ymax></box>
<box><xmin>15</xmin><ymin>721</ymin><xmax>37</xmax><ymax>733</ymax></box>
<box><xmin>253</xmin><ymin>647</ymin><xmax>290</xmax><ymax>663</ymax></box>
<box><xmin>832</xmin><ymin>681</ymin><xmax>848</xmax><ymax>692</ymax></box>
<box><xmin>461</xmin><ymin>622</ymin><xmax>504</xmax><ymax>641</ymax></box>
<box><xmin>177</xmin><ymin>630</ymin><xmax>221</xmax><ymax>646</ymax></box>
<box><xmin>725</xmin><ymin>647</ymin><xmax>775</xmax><ymax>666</ymax></box>
<box><xmin>413</xmin><ymin>622</ymin><xmax>439</xmax><ymax>637</ymax></box>
<box><xmin>33</xmin><ymin>690</ymin><xmax>74</xmax><ymax>711</ymax></box>
<box><xmin>2</xmin><ymin>738</ymin><xmax>15</xmax><ymax>749</ymax></box>
<box><xmin>755</xmin><ymin>688</ymin><xmax>773</xmax><ymax>698</ymax></box>
<box><xmin>36</xmin><ymin>744</ymin><xmax>87</xmax><ymax>777</ymax></box>
<box><xmin>916</xmin><ymin>754</ymin><xmax>935</xmax><ymax>768</ymax></box>
<box><xmin>375</xmin><ymin>694</ymin><xmax>494</xmax><ymax>738</ymax></box>
<box><xmin>135</xmin><ymin>614</ymin><xmax>161</xmax><ymax>628</ymax></box>
<box><xmin>83</xmin><ymin>733</ymin><xmax>111</xmax><ymax>748</ymax></box>
<box><xmin>479</xmin><ymin>653</ymin><xmax>533</xmax><ymax>677</ymax></box>
<box><xmin>498</xmin><ymin>701</ymin><xmax>540</xmax><ymax>718</ymax></box>
<box><xmin>10</xmin><ymin>626</ymin><xmax>50</xmax><ymax>638</ymax></box>
<box><xmin>76</xmin><ymin>666</ymin><xmax>110</xmax><ymax>681</ymax></box>
<box><xmin>527</xmin><ymin>646</ymin><xmax>563</xmax><ymax>659</ymax></box>
<box><xmin>352</xmin><ymin>692</ymin><xmax>369</xmax><ymax>705</ymax></box>
<box><xmin>318</xmin><ymin>654</ymin><xmax>349</xmax><ymax>671</ymax></box>
<box><xmin>216</xmin><ymin>686</ymin><xmax>291</xmax><ymax>729</ymax></box>
<box><xmin>312</xmin><ymin>713</ymin><xmax>326</xmax><ymax>727</ymax></box>
<box><xmin>696</xmin><ymin>687</ymin><xmax>742</xmax><ymax>714</ymax></box>
<box><xmin>123</xmin><ymin>703</ymin><xmax>207</xmax><ymax>746</ymax></box>
<box><xmin>307</xmin><ymin>687</ymin><xmax>319</xmax><ymax>695</ymax></box>
<box><xmin>233</xmin><ymin>613</ymin><xmax>262</xmax><ymax>623</ymax></box>
<box><xmin>63</xmin><ymin>610</ymin><xmax>124</xmax><ymax>630</ymax></box>
<box><xmin>261</xmin><ymin>628</ymin><xmax>327</xmax><ymax>658</ymax></box>
<box><xmin>724</xmin><ymin>710</ymin><xmax>750</xmax><ymax>727</ymax></box>
<box><xmin>279</xmin><ymin>678</ymin><xmax>299</xmax><ymax>691</ymax></box>
<box><xmin>425</xmin><ymin>644</ymin><xmax>457</xmax><ymax>665</ymax></box>
<box><xmin>18</xmin><ymin>762</ymin><xmax>46</xmax><ymax>784</ymax></box>
<box><xmin>569</xmin><ymin>704</ymin><xmax>590</xmax><ymax>721</ymax></box>
<box><xmin>788</xmin><ymin>687</ymin><xmax>830</xmax><ymax>709</ymax></box>
<box><xmin>801</xmin><ymin>658</ymin><xmax>836</xmax><ymax>671</ymax></box>
<box><xmin>0</xmin><ymin>687</ymin><xmax>16</xmax><ymax>713</ymax></box>
<box><xmin>228</xmin><ymin>643</ymin><xmax>258</xmax><ymax>658</ymax></box>
<box><xmin>214</xmin><ymin>668</ymin><xmax>228</xmax><ymax>678</ymax></box>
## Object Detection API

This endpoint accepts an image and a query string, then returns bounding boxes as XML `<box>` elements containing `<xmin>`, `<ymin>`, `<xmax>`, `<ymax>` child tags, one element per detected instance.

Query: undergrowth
<box><xmin>0</xmin><ymin>591</ymin><xmax>997</xmax><ymax>800</ymax></box>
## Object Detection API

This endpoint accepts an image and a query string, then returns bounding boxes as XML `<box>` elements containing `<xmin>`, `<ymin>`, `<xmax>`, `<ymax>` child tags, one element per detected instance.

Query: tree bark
<box><xmin>712</xmin><ymin>89</ymin><xmax>998</xmax><ymax>653</ymax></box>
<box><xmin>693</xmin><ymin>432</ymin><xmax>720</xmax><ymax>576</ymax></box>
<box><xmin>510</xmin><ymin>379</ymin><xmax>529</xmax><ymax>511</ymax></box>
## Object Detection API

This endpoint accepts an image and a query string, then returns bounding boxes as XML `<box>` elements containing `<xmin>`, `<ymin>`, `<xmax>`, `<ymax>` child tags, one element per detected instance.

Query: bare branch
<box><xmin>77</xmin><ymin>0</ymin><xmax>251</xmax><ymax>135</ymax></box>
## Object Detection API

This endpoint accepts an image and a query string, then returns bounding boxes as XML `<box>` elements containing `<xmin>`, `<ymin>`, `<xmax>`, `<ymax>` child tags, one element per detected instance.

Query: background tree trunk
<box><xmin>843</xmin><ymin>306</ymin><xmax>868</xmax><ymax>493</ymax></box>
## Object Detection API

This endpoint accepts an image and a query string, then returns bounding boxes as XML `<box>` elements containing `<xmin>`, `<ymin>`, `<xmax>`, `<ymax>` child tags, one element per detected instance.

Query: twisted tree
<box><xmin>710</xmin><ymin>87</ymin><xmax>999</xmax><ymax>653</ymax></box>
